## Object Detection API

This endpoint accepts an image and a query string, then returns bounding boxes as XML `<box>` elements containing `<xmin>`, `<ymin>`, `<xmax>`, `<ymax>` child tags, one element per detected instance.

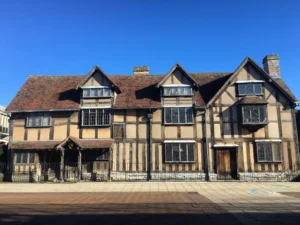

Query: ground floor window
<box><xmin>15</xmin><ymin>152</ymin><xmax>36</xmax><ymax>164</ymax></box>
<box><xmin>83</xmin><ymin>149</ymin><xmax>109</xmax><ymax>161</ymax></box>
<box><xmin>165</xmin><ymin>143</ymin><xmax>194</xmax><ymax>163</ymax></box>
<box><xmin>256</xmin><ymin>142</ymin><xmax>282</xmax><ymax>162</ymax></box>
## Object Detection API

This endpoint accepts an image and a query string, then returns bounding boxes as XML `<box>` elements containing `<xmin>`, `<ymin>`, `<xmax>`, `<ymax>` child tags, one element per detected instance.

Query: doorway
<box><xmin>216</xmin><ymin>149</ymin><xmax>237</xmax><ymax>180</ymax></box>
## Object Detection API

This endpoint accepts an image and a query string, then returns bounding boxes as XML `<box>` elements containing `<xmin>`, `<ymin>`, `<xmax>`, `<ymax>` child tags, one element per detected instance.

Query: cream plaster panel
<box><xmin>40</xmin><ymin>128</ymin><xmax>50</xmax><ymax>141</ymax></box>
<box><xmin>214</xmin><ymin>124</ymin><xmax>221</xmax><ymax>138</ymax></box>
<box><xmin>196</xmin><ymin>124</ymin><xmax>203</xmax><ymax>138</ymax></box>
<box><xmin>282</xmin><ymin>122</ymin><xmax>293</xmax><ymax>138</ymax></box>
<box><xmin>268</xmin><ymin>106</ymin><xmax>278</xmax><ymax>121</ymax></box>
<box><xmin>221</xmin><ymin>91</ymin><xmax>235</xmax><ymax>104</ymax></box>
<box><xmin>13</xmin><ymin>127</ymin><xmax>25</xmax><ymax>141</ymax></box>
<box><xmin>268</xmin><ymin>123</ymin><xmax>279</xmax><ymax>138</ymax></box>
<box><xmin>281</xmin><ymin>111</ymin><xmax>292</xmax><ymax>121</ymax></box>
<box><xmin>180</xmin><ymin>126</ymin><xmax>194</xmax><ymax>138</ymax></box>
<box><xmin>70</xmin><ymin>125</ymin><xmax>79</xmax><ymax>138</ymax></box>
<box><xmin>98</xmin><ymin>128</ymin><xmax>111</xmax><ymax>138</ymax></box>
<box><xmin>152</xmin><ymin>124</ymin><xmax>161</xmax><ymax>139</ymax></box>
<box><xmin>139</xmin><ymin>124</ymin><xmax>147</xmax><ymax>139</ymax></box>
<box><xmin>54</xmin><ymin>117</ymin><xmax>68</xmax><ymax>125</ymax></box>
<box><xmin>126</xmin><ymin>124</ymin><xmax>136</xmax><ymax>138</ymax></box>
<box><xmin>27</xmin><ymin>128</ymin><xmax>39</xmax><ymax>141</ymax></box>
<box><xmin>82</xmin><ymin>128</ymin><xmax>95</xmax><ymax>139</ymax></box>
<box><xmin>164</xmin><ymin>126</ymin><xmax>177</xmax><ymax>138</ymax></box>
<box><xmin>114</xmin><ymin>111</ymin><xmax>124</xmax><ymax>122</ymax></box>
<box><xmin>236</xmin><ymin>68</ymin><xmax>248</xmax><ymax>81</ymax></box>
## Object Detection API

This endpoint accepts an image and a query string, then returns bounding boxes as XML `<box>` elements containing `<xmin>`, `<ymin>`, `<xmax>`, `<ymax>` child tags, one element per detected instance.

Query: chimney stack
<box><xmin>133</xmin><ymin>66</ymin><xmax>149</xmax><ymax>76</ymax></box>
<box><xmin>263</xmin><ymin>54</ymin><xmax>280</xmax><ymax>78</ymax></box>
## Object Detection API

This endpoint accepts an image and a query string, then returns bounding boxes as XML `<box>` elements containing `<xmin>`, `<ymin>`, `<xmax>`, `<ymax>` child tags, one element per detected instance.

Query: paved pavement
<box><xmin>0</xmin><ymin>182</ymin><xmax>300</xmax><ymax>225</ymax></box>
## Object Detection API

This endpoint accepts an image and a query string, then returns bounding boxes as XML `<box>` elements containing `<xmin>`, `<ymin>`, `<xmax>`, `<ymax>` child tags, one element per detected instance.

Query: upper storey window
<box><xmin>82</xmin><ymin>87</ymin><xmax>111</xmax><ymax>98</ymax></box>
<box><xmin>81</xmin><ymin>109</ymin><xmax>110</xmax><ymax>126</ymax></box>
<box><xmin>163</xmin><ymin>86</ymin><xmax>192</xmax><ymax>96</ymax></box>
<box><xmin>164</xmin><ymin>107</ymin><xmax>193</xmax><ymax>124</ymax></box>
<box><xmin>237</xmin><ymin>81</ymin><xmax>263</xmax><ymax>96</ymax></box>
<box><xmin>27</xmin><ymin>113</ymin><xmax>51</xmax><ymax>127</ymax></box>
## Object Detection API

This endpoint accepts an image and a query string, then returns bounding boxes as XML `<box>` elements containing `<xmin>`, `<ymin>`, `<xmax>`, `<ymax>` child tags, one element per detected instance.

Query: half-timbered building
<box><xmin>6</xmin><ymin>54</ymin><xmax>300</xmax><ymax>182</ymax></box>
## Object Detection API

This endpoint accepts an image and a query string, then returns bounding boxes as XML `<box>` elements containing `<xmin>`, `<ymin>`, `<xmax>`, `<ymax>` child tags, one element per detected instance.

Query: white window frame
<box><xmin>256</xmin><ymin>142</ymin><xmax>282</xmax><ymax>163</ymax></box>
<box><xmin>26</xmin><ymin>113</ymin><xmax>51</xmax><ymax>128</ymax></box>
<box><xmin>81</xmin><ymin>108</ymin><xmax>111</xmax><ymax>126</ymax></box>
<box><xmin>163</xmin><ymin>86</ymin><xmax>193</xmax><ymax>96</ymax></box>
<box><xmin>82</xmin><ymin>87</ymin><xmax>112</xmax><ymax>98</ymax></box>
<box><xmin>164</xmin><ymin>142</ymin><xmax>195</xmax><ymax>163</ymax></box>
<box><xmin>237</xmin><ymin>82</ymin><xmax>263</xmax><ymax>96</ymax></box>
<box><xmin>164</xmin><ymin>107</ymin><xmax>194</xmax><ymax>125</ymax></box>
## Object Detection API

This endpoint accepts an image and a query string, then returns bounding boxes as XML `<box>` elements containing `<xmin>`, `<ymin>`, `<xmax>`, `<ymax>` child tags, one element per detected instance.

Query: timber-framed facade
<box><xmin>5</xmin><ymin>55</ymin><xmax>300</xmax><ymax>182</ymax></box>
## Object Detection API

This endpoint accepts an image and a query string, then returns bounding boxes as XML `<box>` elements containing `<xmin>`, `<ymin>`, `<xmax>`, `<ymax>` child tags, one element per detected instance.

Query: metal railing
<box><xmin>0</xmin><ymin>161</ymin><xmax>300</xmax><ymax>183</ymax></box>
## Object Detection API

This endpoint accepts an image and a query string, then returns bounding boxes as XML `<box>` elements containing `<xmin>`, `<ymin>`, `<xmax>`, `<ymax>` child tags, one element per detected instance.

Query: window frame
<box><xmin>241</xmin><ymin>104</ymin><xmax>268</xmax><ymax>125</ymax></box>
<box><xmin>82</xmin><ymin>87</ymin><xmax>112</xmax><ymax>98</ymax></box>
<box><xmin>164</xmin><ymin>107</ymin><xmax>194</xmax><ymax>125</ymax></box>
<box><xmin>26</xmin><ymin>113</ymin><xmax>51</xmax><ymax>128</ymax></box>
<box><xmin>163</xmin><ymin>86</ymin><xmax>193</xmax><ymax>96</ymax></box>
<box><xmin>164</xmin><ymin>143</ymin><xmax>195</xmax><ymax>163</ymax></box>
<box><xmin>81</xmin><ymin>108</ymin><xmax>111</xmax><ymax>127</ymax></box>
<box><xmin>15</xmin><ymin>152</ymin><xmax>36</xmax><ymax>164</ymax></box>
<box><xmin>237</xmin><ymin>83</ymin><xmax>263</xmax><ymax>96</ymax></box>
<box><xmin>256</xmin><ymin>142</ymin><xmax>282</xmax><ymax>163</ymax></box>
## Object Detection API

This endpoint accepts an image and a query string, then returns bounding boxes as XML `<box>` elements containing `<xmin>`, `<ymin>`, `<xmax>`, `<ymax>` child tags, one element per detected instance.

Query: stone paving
<box><xmin>0</xmin><ymin>182</ymin><xmax>300</xmax><ymax>225</ymax></box>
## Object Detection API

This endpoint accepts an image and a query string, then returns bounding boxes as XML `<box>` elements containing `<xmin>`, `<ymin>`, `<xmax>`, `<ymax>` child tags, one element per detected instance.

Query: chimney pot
<box><xmin>133</xmin><ymin>66</ymin><xmax>150</xmax><ymax>76</ymax></box>
<box><xmin>263</xmin><ymin>54</ymin><xmax>280</xmax><ymax>78</ymax></box>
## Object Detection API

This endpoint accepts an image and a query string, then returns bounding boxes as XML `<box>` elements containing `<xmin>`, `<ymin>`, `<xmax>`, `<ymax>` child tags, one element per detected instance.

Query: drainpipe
<box><xmin>203</xmin><ymin>107</ymin><xmax>210</xmax><ymax>181</ymax></box>
<box><xmin>147</xmin><ymin>112</ymin><xmax>153</xmax><ymax>181</ymax></box>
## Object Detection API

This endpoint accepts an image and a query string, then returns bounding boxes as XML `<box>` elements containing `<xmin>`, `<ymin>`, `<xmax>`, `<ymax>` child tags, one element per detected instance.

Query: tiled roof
<box><xmin>6</xmin><ymin>71</ymin><xmax>296</xmax><ymax>111</ymax></box>
<box><xmin>10</xmin><ymin>139</ymin><xmax>114</xmax><ymax>150</ymax></box>
<box><xmin>239</xmin><ymin>96</ymin><xmax>268</xmax><ymax>105</ymax></box>
<box><xmin>10</xmin><ymin>141</ymin><xmax>61</xmax><ymax>150</ymax></box>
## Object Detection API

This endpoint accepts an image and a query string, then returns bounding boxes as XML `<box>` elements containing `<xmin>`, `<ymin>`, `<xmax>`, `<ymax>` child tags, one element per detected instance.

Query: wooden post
<box><xmin>60</xmin><ymin>149</ymin><xmax>64</xmax><ymax>181</ymax></box>
<box><xmin>78</xmin><ymin>150</ymin><xmax>82</xmax><ymax>181</ymax></box>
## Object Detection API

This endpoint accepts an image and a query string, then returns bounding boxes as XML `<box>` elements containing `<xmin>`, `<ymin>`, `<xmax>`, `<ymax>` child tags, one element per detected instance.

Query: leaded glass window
<box><xmin>242</xmin><ymin>105</ymin><xmax>267</xmax><ymax>124</ymax></box>
<box><xmin>27</xmin><ymin>113</ymin><xmax>51</xmax><ymax>127</ymax></box>
<box><xmin>238</xmin><ymin>83</ymin><xmax>263</xmax><ymax>96</ymax></box>
<box><xmin>163</xmin><ymin>87</ymin><xmax>192</xmax><ymax>96</ymax></box>
<box><xmin>165</xmin><ymin>143</ymin><xmax>194</xmax><ymax>163</ymax></box>
<box><xmin>82</xmin><ymin>109</ymin><xmax>110</xmax><ymax>126</ymax></box>
<box><xmin>256</xmin><ymin>142</ymin><xmax>282</xmax><ymax>162</ymax></box>
<box><xmin>83</xmin><ymin>88</ymin><xmax>111</xmax><ymax>97</ymax></box>
<box><xmin>164</xmin><ymin>107</ymin><xmax>194</xmax><ymax>124</ymax></box>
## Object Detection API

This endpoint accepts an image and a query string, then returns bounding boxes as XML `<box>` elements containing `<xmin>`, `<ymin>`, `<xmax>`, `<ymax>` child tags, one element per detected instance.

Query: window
<box><xmin>164</xmin><ymin>107</ymin><xmax>193</xmax><ymax>124</ymax></box>
<box><xmin>83</xmin><ymin>88</ymin><xmax>111</xmax><ymax>98</ymax></box>
<box><xmin>163</xmin><ymin>87</ymin><xmax>192</xmax><ymax>96</ymax></box>
<box><xmin>256</xmin><ymin>142</ymin><xmax>282</xmax><ymax>162</ymax></box>
<box><xmin>113</xmin><ymin>123</ymin><xmax>125</xmax><ymax>139</ymax></box>
<box><xmin>15</xmin><ymin>152</ymin><xmax>36</xmax><ymax>164</ymax></box>
<box><xmin>27</xmin><ymin>113</ymin><xmax>51</xmax><ymax>127</ymax></box>
<box><xmin>82</xmin><ymin>109</ymin><xmax>110</xmax><ymax>126</ymax></box>
<box><xmin>238</xmin><ymin>83</ymin><xmax>263</xmax><ymax>96</ymax></box>
<box><xmin>165</xmin><ymin>143</ymin><xmax>194</xmax><ymax>163</ymax></box>
<box><xmin>83</xmin><ymin>149</ymin><xmax>109</xmax><ymax>161</ymax></box>
<box><xmin>242</xmin><ymin>105</ymin><xmax>267</xmax><ymax>124</ymax></box>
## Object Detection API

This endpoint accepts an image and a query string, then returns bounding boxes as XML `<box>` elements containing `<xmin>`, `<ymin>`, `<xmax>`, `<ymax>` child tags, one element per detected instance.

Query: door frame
<box><xmin>214</xmin><ymin>147</ymin><xmax>238</xmax><ymax>180</ymax></box>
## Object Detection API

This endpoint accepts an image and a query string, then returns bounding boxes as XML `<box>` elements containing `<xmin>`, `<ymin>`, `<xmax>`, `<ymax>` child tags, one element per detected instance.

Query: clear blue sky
<box><xmin>1</xmin><ymin>0</ymin><xmax>300</xmax><ymax>107</ymax></box>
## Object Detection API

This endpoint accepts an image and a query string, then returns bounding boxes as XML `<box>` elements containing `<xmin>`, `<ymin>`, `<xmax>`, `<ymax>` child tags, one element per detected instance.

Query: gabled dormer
<box><xmin>157</xmin><ymin>63</ymin><xmax>199</xmax><ymax>125</ymax></box>
<box><xmin>77</xmin><ymin>65</ymin><xmax>121</xmax><ymax>127</ymax></box>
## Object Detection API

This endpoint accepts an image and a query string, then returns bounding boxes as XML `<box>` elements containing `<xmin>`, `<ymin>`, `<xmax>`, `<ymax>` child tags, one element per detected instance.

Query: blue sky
<box><xmin>0</xmin><ymin>0</ymin><xmax>300</xmax><ymax>107</ymax></box>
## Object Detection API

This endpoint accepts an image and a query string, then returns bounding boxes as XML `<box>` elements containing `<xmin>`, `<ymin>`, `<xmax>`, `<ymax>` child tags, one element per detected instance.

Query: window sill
<box><xmin>165</xmin><ymin>161</ymin><xmax>195</xmax><ymax>164</ymax></box>
<box><xmin>256</xmin><ymin>161</ymin><xmax>282</xmax><ymax>163</ymax></box>
<box><xmin>26</xmin><ymin>126</ymin><xmax>52</xmax><ymax>128</ymax></box>
<box><xmin>242</xmin><ymin>122</ymin><xmax>268</xmax><ymax>126</ymax></box>
<box><xmin>164</xmin><ymin>123</ymin><xmax>194</xmax><ymax>126</ymax></box>
<box><xmin>163</xmin><ymin>95</ymin><xmax>193</xmax><ymax>97</ymax></box>
<box><xmin>82</xmin><ymin>96</ymin><xmax>112</xmax><ymax>99</ymax></box>
<box><xmin>238</xmin><ymin>94</ymin><xmax>263</xmax><ymax>97</ymax></box>
<box><xmin>81</xmin><ymin>125</ymin><xmax>111</xmax><ymax>127</ymax></box>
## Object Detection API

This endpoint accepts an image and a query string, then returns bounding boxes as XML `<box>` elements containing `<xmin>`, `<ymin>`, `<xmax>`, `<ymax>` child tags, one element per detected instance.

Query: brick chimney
<box><xmin>133</xmin><ymin>66</ymin><xmax>149</xmax><ymax>76</ymax></box>
<box><xmin>263</xmin><ymin>54</ymin><xmax>280</xmax><ymax>78</ymax></box>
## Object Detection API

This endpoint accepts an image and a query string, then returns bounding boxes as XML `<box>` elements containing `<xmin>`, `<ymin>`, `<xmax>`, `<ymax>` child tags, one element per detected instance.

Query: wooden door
<box><xmin>217</xmin><ymin>150</ymin><xmax>231</xmax><ymax>179</ymax></box>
